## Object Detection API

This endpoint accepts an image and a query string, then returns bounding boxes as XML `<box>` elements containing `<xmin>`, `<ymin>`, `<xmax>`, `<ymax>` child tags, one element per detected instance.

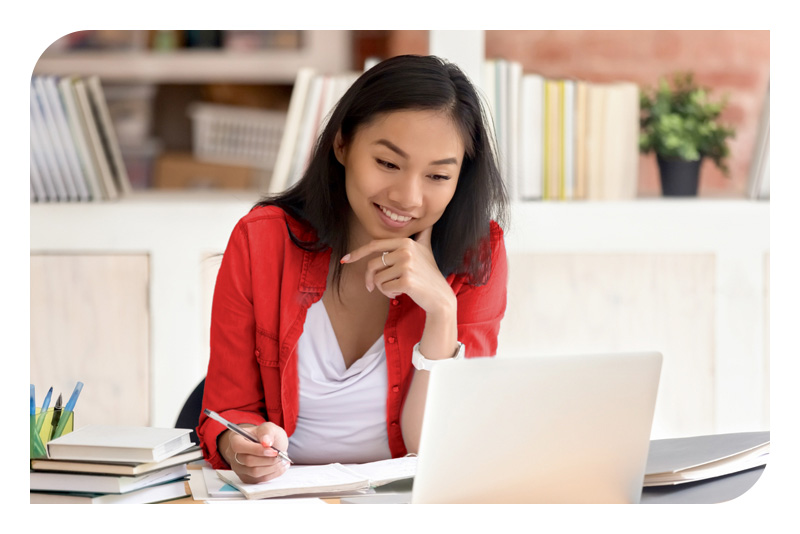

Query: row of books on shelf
<box><xmin>269</xmin><ymin>59</ymin><xmax>640</xmax><ymax>202</ymax></box>
<box><xmin>484</xmin><ymin>58</ymin><xmax>639</xmax><ymax>202</ymax></box>
<box><xmin>30</xmin><ymin>75</ymin><xmax>132</xmax><ymax>203</ymax></box>
<box><xmin>30</xmin><ymin>425</ymin><xmax>200</xmax><ymax>504</ymax></box>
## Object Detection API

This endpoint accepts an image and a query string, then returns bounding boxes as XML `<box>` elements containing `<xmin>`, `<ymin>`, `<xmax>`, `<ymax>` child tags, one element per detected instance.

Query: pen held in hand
<box><xmin>203</xmin><ymin>408</ymin><xmax>292</xmax><ymax>464</ymax></box>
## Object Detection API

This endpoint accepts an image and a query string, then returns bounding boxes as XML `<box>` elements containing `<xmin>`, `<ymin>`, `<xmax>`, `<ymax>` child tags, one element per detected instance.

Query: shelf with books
<box><xmin>33</xmin><ymin>31</ymin><xmax>352</xmax><ymax>84</ymax></box>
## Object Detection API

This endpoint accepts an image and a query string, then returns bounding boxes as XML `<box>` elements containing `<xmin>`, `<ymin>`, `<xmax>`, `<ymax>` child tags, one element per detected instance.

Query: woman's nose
<box><xmin>387</xmin><ymin>175</ymin><xmax>423</xmax><ymax>210</ymax></box>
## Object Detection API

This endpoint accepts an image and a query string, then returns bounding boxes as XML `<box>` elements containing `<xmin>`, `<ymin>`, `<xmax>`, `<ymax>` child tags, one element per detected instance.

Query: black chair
<box><xmin>175</xmin><ymin>378</ymin><xmax>205</xmax><ymax>445</ymax></box>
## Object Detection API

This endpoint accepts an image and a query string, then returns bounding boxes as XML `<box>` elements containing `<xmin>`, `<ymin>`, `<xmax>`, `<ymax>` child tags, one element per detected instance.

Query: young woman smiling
<box><xmin>197</xmin><ymin>55</ymin><xmax>509</xmax><ymax>484</ymax></box>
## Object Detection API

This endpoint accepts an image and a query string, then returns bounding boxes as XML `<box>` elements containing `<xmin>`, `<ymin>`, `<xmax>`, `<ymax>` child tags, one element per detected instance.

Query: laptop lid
<box><xmin>412</xmin><ymin>351</ymin><xmax>662</xmax><ymax>504</ymax></box>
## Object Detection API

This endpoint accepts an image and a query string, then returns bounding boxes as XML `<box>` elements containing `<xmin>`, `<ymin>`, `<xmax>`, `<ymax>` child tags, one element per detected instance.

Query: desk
<box><xmin>170</xmin><ymin>433</ymin><xmax>767</xmax><ymax>504</ymax></box>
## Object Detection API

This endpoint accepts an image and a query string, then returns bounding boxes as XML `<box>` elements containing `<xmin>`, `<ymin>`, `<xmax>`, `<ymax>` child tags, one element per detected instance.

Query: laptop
<box><xmin>411</xmin><ymin>351</ymin><xmax>662</xmax><ymax>504</ymax></box>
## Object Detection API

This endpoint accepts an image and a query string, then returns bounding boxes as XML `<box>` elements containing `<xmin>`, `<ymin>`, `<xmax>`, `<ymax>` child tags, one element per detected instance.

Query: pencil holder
<box><xmin>30</xmin><ymin>408</ymin><xmax>74</xmax><ymax>459</ymax></box>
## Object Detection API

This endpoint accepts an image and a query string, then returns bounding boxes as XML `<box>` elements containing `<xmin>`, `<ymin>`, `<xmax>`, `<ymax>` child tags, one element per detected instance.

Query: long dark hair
<box><xmin>255</xmin><ymin>54</ymin><xmax>508</xmax><ymax>289</ymax></box>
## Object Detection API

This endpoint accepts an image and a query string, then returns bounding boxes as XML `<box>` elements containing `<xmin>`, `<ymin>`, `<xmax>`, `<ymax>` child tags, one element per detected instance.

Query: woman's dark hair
<box><xmin>255</xmin><ymin>54</ymin><xmax>508</xmax><ymax>289</ymax></box>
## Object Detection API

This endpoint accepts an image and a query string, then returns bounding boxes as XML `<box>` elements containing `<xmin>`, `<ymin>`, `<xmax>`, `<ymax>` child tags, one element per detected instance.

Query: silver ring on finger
<box><xmin>234</xmin><ymin>452</ymin><xmax>243</xmax><ymax>465</ymax></box>
<box><xmin>381</xmin><ymin>251</ymin><xmax>389</xmax><ymax>267</ymax></box>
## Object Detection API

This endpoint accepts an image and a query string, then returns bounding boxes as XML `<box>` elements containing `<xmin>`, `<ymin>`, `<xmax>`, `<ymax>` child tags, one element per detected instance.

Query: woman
<box><xmin>197</xmin><ymin>54</ymin><xmax>509</xmax><ymax>483</ymax></box>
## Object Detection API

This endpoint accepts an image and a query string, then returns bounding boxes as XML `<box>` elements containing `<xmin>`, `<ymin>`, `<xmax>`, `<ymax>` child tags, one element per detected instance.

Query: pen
<box><xmin>30</xmin><ymin>384</ymin><xmax>36</xmax><ymax>416</ymax></box>
<box><xmin>49</xmin><ymin>394</ymin><xmax>63</xmax><ymax>442</ymax></box>
<box><xmin>203</xmin><ymin>408</ymin><xmax>292</xmax><ymax>464</ymax></box>
<box><xmin>53</xmin><ymin>381</ymin><xmax>84</xmax><ymax>440</ymax></box>
<box><xmin>35</xmin><ymin>386</ymin><xmax>54</xmax><ymax>434</ymax></box>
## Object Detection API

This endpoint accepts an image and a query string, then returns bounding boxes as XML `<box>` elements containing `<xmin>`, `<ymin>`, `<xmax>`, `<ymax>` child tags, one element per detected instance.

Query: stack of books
<box><xmin>30</xmin><ymin>425</ymin><xmax>202</xmax><ymax>504</ymax></box>
<box><xmin>30</xmin><ymin>74</ymin><xmax>132</xmax><ymax>203</ymax></box>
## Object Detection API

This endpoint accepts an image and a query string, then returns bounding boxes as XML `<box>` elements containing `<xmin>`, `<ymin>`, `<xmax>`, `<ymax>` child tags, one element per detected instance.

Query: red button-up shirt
<box><xmin>197</xmin><ymin>205</ymin><xmax>508</xmax><ymax>469</ymax></box>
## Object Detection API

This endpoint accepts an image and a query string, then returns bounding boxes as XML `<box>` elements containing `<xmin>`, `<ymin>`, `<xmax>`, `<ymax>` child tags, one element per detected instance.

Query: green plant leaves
<box><xmin>639</xmin><ymin>72</ymin><xmax>735</xmax><ymax>175</ymax></box>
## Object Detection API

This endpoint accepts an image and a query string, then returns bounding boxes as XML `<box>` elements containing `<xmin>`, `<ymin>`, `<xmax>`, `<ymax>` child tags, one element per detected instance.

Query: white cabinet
<box><xmin>31</xmin><ymin>193</ymin><xmax>770</xmax><ymax>437</ymax></box>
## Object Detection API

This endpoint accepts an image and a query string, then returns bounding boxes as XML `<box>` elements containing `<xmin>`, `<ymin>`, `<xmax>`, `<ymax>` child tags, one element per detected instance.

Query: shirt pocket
<box><xmin>254</xmin><ymin>328</ymin><xmax>282</xmax><ymax>418</ymax></box>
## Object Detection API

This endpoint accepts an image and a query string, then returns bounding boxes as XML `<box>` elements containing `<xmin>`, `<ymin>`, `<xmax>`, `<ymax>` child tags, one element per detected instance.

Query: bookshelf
<box><xmin>29</xmin><ymin>31</ymin><xmax>770</xmax><ymax>440</ymax></box>
<box><xmin>33</xmin><ymin>31</ymin><xmax>352</xmax><ymax>84</ymax></box>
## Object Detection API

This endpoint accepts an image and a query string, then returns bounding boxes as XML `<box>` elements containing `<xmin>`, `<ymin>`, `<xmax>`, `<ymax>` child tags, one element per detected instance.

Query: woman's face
<box><xmin>335</xmin><ymin>109</ymin><xmax>464</xmax><ymax>248</ymax></box>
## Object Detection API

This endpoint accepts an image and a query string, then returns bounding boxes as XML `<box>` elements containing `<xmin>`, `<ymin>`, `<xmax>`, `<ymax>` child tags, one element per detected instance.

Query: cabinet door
<box><xmin>30</xmin><ymin>254</ymin><xmax>150</xmax><ymax>427</ymax></box>
<box><xmin>499</xmin><ymin>253</ymin><xmax>716</xmax><ymax>438</ymax></box>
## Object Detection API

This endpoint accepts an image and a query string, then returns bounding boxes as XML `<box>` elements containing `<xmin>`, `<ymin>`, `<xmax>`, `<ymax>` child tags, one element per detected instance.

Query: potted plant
<box><xmin>639</xmin><ymin>72</ymin><xmax>736</xmax><ymax>196</ymax></box>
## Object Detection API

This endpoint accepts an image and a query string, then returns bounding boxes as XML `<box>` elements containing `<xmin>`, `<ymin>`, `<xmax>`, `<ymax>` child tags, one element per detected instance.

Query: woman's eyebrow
<box><xmin>374</xmin><ymin>139</ymin><xmax>459</xmax><ymax>165</ymax></box>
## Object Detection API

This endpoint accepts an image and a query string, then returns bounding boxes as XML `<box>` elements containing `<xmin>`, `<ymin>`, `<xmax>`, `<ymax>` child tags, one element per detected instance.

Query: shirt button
<box><xmin>254</xmin><ymin>349</ymin><xmax>260</xmax><ymax>357</ymax></box>
<box><xmin>391</xmin><ymin>299</ymin><xmax>399</xmax><ymax>306</ymax></box>
<box><xmin>391</xmin><ymin>421</ymin><xmax>399</xmax><ymax>427</ymax></box>
<box><xmin>388</xmin><ymin>336</ymin><xmax>396</xmax><ymax>344</ymax></box>
<box><xmin>392</xmin><ymin>385</ymin><xmax>400</xmax><ymax>393</ymax></box>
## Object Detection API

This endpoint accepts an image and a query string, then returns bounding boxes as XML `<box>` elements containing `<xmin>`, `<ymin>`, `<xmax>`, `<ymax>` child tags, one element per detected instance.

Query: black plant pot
<box><xmin>657</xmin><ymin>156</ymin><xmax>703</xmax><ymax>197</ymax></box>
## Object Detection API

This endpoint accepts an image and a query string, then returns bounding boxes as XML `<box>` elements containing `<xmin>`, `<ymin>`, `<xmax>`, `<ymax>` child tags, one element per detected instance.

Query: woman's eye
<box><xmin>429</xmin><ymin>174</ymin><xmax>451</xmax><ymax>181</ymax></box>
<box><xmin>376</xmin><ymin>159</ymin><xmax>398</xmax><ymax>170</ymax></box>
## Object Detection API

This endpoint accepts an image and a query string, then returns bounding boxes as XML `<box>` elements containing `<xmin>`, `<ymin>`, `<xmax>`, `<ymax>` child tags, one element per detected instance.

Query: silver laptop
<box><xmin>412</xmin><ymin>351</ymin><xmax>662</xmax><ymax>504</ymax></box>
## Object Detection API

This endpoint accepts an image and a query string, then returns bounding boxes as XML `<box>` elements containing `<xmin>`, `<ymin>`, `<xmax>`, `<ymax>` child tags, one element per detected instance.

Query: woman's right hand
<box><xmin>221</xmin><ymin>422</ymin><xmax>290</xmax><ymax>483</ymax></box>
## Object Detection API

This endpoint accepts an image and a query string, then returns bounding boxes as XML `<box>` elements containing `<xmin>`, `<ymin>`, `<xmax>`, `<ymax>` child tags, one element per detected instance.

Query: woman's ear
<box><xmin>333</xmin><ymin>130</ymin><xmax>346</xmax><ymax>165</ymax></box>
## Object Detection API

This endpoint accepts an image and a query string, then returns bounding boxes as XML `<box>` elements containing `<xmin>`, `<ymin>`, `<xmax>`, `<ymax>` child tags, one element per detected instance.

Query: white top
<box><xmin>287</xmin><ymin>299</ymin><xmax>392</xmax><ymax>465</ymax></box>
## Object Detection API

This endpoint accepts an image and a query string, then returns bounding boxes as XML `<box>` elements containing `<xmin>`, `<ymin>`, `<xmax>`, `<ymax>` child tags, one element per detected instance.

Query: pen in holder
<box><xmin>30</xmin><ymin>408</ymin><xmax>74</xmax><ymax>459</ymax></box>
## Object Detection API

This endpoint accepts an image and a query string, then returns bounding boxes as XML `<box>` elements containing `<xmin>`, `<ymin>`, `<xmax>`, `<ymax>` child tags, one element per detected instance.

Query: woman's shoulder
<box><xmin>238</xmin><ymin>204</ymin><xmax>315</xmax><ymax>240</ymax></box>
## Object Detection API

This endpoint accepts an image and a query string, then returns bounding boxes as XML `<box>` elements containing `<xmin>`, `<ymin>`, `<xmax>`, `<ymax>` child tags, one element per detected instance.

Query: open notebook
<box><xmin>215</xmin><ymin>456</ymin><xmax>417</xmax><ymax>500</ymax></box>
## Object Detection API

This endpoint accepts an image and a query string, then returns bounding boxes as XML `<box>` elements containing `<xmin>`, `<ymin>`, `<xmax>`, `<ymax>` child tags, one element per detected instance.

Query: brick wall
<box><xmin>385</xmin><ymin>30</ymin><xmax>770</xmax><ymax>198</ymax></box>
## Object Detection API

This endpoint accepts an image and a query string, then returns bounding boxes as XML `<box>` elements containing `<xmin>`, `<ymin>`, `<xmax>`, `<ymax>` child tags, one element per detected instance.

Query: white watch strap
<box><xmin>412</xmin><ymin>341</ymin><xmax>465</xmax><ymax>371</ymax></box>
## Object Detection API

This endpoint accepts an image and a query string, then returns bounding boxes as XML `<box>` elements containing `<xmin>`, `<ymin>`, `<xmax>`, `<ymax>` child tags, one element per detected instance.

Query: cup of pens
<box><xmin>30</xmin><ymin>382</ymin><xmax>83</xmax><ymax>459</ymax></box>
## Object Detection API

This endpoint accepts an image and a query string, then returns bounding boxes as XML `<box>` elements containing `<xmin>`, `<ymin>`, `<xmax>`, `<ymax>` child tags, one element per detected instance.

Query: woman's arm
<box><xmin>197</xmin><ymin>220</ymin><xmax>269</xmax><ymax>469</ymax></box>
<box><xmin>342</xmin><ymin>223</ymin><xmax>508</xmax><ymax>454</ymax></box>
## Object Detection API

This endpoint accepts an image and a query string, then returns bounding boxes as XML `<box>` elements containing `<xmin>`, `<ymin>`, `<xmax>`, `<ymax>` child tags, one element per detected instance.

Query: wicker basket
<box><xmin>188</xmin><ymin>103</ymin><xmax>286</xmax><ymax>170</ymax></box>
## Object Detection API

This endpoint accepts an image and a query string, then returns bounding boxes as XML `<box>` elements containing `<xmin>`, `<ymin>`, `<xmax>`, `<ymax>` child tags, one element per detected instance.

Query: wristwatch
<box><xmin>411</xmin><ymin>341</ymin><xmax>465</xmax><ymax>371</ymax></box>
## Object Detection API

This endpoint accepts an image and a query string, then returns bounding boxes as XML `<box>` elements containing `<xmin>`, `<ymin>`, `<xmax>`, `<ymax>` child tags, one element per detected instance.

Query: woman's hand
<box><xmin>341</xmin><ymin>226</ymin><xmax>455</xmax><ymax>316</ymax></box>
<box><xmin>221</xmin><ymin>422</ymin><xmax>290</xmax><ymax>484</ymax></box>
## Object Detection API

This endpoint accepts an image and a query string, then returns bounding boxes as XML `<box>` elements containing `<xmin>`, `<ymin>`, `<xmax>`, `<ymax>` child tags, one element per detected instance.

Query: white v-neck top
<box><xmin>287</xmin><ymin>299</ymin><xmax>392</xmax><ymax>465</ymax></box>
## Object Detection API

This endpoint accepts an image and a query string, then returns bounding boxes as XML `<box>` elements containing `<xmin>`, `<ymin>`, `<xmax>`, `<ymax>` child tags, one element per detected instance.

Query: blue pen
<box><xmin>30</xmin><ymin>384</ymin><xmax>35</xmax><ymax>416</ymax></box>
<box><xmin>35</xmin><ymin>386</ymin><xmax>54</xmax><ymax>433</ymax></box>
<box><xmin>53</xmin><ymin>381</ymin><xmax>83</xmax><ymax>439</ymax></box>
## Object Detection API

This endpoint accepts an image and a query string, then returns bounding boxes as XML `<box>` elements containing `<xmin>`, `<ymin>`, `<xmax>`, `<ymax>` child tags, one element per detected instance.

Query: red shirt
<box><xmin>197</xmin><ymin>205</ymin><xmax>508</xmax><ymax>469</ymax></box>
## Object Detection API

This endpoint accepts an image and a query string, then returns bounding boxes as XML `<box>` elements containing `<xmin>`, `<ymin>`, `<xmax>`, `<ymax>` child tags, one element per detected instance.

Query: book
<box><xmin>216</xmin><ymin>456</ymin><xmax>417</xmax><ymax>500</ymax></box>
<box><xmin>32</xmin><ymin>77</ymin><xmax>80</xmax><ymax>201</ymax></box>
<box><xmin>30</xmin><ymin>478</ymin><xmax>188</xmax><ymax>504</ymax></box>
<box><xmin>30</xmin><ymin>83</ymin><xmax>68</xmax><ymax>201</ymax></box>
<box><xmin>86</xmin><ymin>75</ymin><xmax>132</xmax><ymax>196</ymax></box>
<box><xmin>643</xmin><ymin>431</ymin><xmax>770</xmax><ymax>486</ymax></box>
<box><xmin>39</xmin><ymin>76</ymin><xmax>91</xmax><ymax>201</ymax></box>
<box><xmin>73</xmin><ymin>78</ymin><xmax>117</xmax><ymax>200</ymax></box>
<box><xmin>46</xmin><ymin>425</ymin><xmax>193</xmax><ymax>463</ymax></box>
<box><xmin>562</xmin><ymin>79</ymin><xmax>576</xmax><ymax>200</ymax></box>
<box><xmin>573</xmin><ymin>80</ymin><xmax>590</xmax><ymax>200</ymax></box>
<box><xmin>58</xmin><ymin>76</ymin><xmax>105</xmax><ymax>201</ymax></box>
<box><xmin>30</xmin><ymin>445</ymin><xmax>203</xmax><ymax>476</ymax></box>
<box><xmin>30</xmin><ymin>463</ymin><xmax>188</xmax><ymax>494</ymax></box>
<box><xmin>543</xmin><ymin>79</ymin><xmax>563</xmax><ymax>200</ymax></box>
<box><xmin>507</xmin><ymin>60</ymin><xmax>523</xmax><ymax>203</ymax></box>
<box><xmin>270</xmin><ymin>67</ymin><xmax>314</xmax><ymax>193</ymax></box>
<box><xmin>217</xmin><ymin>463</ymin><xmax>372</xmax><ymax>500</ymax></box>
<box><xmin>29</xmin><ymin>135</ymin><xmax>50</xmax><ymax>202</ymax></box>
<box><xmin>585</xmin><ymin>82</ymin><xmax>608</xmax><ymax>200</ymax></box>
<box><xmin>599</xmin><ymin>82</ymin><xmax>639</xmax><ymax>200</ymax></box>
<box><xmin>287</xmin><ymin>72</ymin><xmax>325</xmax><ymax>188</ymax></box>
<box><xmin>747</xmin><ymin>81</ymin><xmax>770</xmax><ymax>200</ymax></box>
<box><xmin>519</xmin><ymin>73</ymin><xmax>544</xmax><ymax>200</ymax></box>
<box><xmin>343</xmin><ymin>455</ymin><xmax>417</xmax><ymax>487</ymax></box>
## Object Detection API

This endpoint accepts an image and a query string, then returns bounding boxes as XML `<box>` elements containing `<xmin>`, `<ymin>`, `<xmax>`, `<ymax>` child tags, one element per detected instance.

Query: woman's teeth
<box><xmin>380</xmin><ymin>206</ymin><xmax>411</xmax><ymax>222</ymax></box>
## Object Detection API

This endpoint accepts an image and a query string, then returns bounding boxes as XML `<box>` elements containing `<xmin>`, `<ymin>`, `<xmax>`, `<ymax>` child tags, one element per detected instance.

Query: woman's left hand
<box><xmin>341</xmin><ymin>226</ymin><xmax>454</xmax><ymax>315</ymax></box>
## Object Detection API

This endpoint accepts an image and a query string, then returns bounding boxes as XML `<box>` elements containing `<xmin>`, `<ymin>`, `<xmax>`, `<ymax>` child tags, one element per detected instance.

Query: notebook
<box><xmin>411</xmin><ymin>351</ymin><xmax>663</xmax><ymax>503</ymax></box>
